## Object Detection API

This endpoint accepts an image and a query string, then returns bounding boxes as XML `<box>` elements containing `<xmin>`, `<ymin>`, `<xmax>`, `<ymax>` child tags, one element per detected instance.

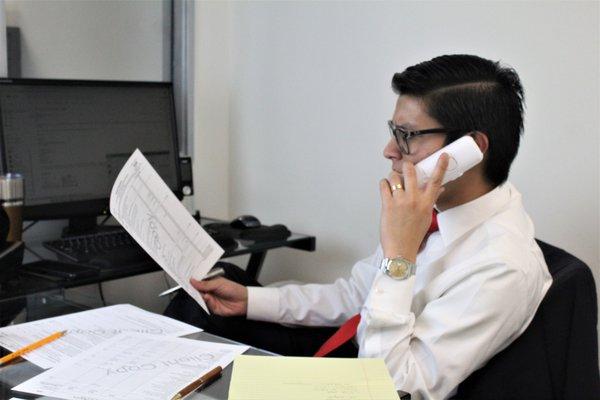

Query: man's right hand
<box><xmin>190</xmin><ymin>277</ymin><xmax>248</xmax><ymax>317</ymax></box>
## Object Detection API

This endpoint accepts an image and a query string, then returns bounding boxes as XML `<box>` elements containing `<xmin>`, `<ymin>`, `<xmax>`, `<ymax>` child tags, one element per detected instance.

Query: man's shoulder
<box><xmin>455</xmin><ymin>211</ymin><xmax>550</xmax><ymax>290</ymax></box>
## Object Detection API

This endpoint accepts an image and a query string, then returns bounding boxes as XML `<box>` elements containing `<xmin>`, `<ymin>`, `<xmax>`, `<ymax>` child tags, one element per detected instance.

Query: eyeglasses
<box><xmin>387</xmin><ymin>120</ymin><xmax>468</xmax><ymax>155</ymax></box>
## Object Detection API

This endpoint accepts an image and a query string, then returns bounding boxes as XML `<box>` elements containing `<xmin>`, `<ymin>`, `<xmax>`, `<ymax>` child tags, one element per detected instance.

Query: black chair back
<box><xmin>452</xmin><ymin>240</ymin><xmax>600</xmax><ymax>399</ymax></box>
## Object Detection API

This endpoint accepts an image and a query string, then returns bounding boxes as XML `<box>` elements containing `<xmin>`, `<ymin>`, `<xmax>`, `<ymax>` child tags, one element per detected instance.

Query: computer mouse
<box><xmin>230</xmin><ymin>215</ymin><xmax>261</xmax><ymax>229</ymax></box>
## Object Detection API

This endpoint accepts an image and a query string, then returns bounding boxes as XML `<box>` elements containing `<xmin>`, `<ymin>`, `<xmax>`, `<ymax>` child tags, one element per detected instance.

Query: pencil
<box><xmin>171</xmin><ymin>366</ymin><xmax>222</xmax><ymax>400</ymax></box>
<box><xmin>0</xmin><ymin>330</ymin><xmax>66</xmax><ymax>366</ymax></box>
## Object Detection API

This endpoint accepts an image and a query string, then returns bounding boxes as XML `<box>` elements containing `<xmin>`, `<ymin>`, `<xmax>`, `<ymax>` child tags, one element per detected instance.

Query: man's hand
<box><xmin>190</xmin><ymin>277</ymin><xmax>248</xmax><ymax>317</ymax></box>
<box><xmin>379</xmin><ymin>154</ymin><xmax>449</xmax><ymax>262</ymax></box>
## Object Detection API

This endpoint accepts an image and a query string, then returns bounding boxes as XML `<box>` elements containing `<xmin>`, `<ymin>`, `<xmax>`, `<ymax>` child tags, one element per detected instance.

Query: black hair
<box><xmin>392</xmin><ymin>54</ymin><xmax>524</xmax><ymax>187</ymax></box>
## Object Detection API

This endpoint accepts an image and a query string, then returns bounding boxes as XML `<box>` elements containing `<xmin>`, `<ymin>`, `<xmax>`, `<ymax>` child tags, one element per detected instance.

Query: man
<box><xmin>165</xmin><ymin>54</ymin><xmax>552</xmax><ymax>399</ymax></box>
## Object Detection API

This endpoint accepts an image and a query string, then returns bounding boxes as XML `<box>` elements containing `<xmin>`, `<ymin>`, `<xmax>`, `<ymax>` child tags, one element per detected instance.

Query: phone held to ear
<box><xmin>415</xmin><ymin>135</ymin><xmax>483</xmax><ymax>187</ymax></box>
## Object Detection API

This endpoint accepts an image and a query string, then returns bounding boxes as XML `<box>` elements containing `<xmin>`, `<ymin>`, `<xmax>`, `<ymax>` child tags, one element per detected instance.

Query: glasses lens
<box><xmin>388</xmin><ymin>121</ymin><xmax>409</xmax><ymax>154</ymax></box>
<box><xmin>400</xmin><ymin>135</ymin><xmax>409</xmax><ymax>154</ymax></box>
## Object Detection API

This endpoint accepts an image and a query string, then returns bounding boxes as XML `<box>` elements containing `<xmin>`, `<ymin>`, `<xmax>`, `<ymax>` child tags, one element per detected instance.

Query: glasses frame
<box><xmin>387</xmin><ymin>120</ymin><xmax>469</xmax><ymax>155</ymax></box>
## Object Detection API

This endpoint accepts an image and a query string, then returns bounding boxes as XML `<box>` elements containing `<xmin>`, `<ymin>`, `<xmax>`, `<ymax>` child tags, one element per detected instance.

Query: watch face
<box><xmin>388</xmin><ymin>259</ymin><xmax>409</xmax><ymax>278</ymax></box>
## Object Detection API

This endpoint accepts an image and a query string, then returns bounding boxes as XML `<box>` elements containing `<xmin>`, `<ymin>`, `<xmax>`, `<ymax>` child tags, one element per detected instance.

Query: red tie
<box><xmin>314</xmin><ymin>210</ymin><xmax>439</xmax><ymax>357</ymax></box>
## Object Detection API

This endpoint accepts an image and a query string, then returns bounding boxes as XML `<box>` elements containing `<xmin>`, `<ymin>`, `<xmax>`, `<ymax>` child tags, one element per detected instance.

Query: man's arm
<box><xmin>246</xmin><ymin>251</ymin><xmax>379</xmax><ymax>326</ymax></box>
<box><xmin>190</xmin><ymin>250</ymin><xmax>379</xmax><ymax>326</ymax></box>
<box><xmin>359</xmin><ymin>255</ymin><xmax>550</xmax><ymax>399</ymax></box>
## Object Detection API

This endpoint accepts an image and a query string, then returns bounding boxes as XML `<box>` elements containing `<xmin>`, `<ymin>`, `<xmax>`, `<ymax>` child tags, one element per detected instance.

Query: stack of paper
<box><xmin>13</xmin><ymin>333</ymin><xmax>248</xmax><ymax>400</ymax></box>
<box><xmin>228</xmin><ymin>355</ymin><xmax>399</xmax><ymax>400</ymax></box>
<box><xmin>0</xmin><ymin>304</ymin><xmax>201</xmax><ymax>369</ymax></box>
<box><xmin>3</xmin><ymin>150</ymin><xmax>241</xmax><ymax>399</ymax></box>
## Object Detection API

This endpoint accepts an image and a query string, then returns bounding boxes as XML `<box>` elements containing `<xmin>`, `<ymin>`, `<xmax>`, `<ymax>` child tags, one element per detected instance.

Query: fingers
<box><xmin>202</xmin><ymin>293</ymin><xmax>217</xmax><ymax>311</ymax></box>
<box><xmin>382</xmin><ymin>152</ymin><xmax>448</xmax><ymax>205</ymax></box>
<box><xmin>425</xmin><ymin>153</ymin><xmax>449</xmax><ymax>198</ymax></box>
<box><xmin>402</xmin><ymin>161</ymin><xmax>417</xmax><ymax>193</ymax></box>
<box><xmin>202</xmin><ymin>293</ymin><xmax>225</xmax><ymax>315</ymax></box>
<box><xmin>385</xmin><ymin>170</ymin><xmax>404</xmax><ymax>198</ymax></box>
<box><xmin>190</xmin><ymin>276</ymin><xmax>226</xmax><ymax>293</ymax></box>
<box><xmin>379</xmin><ymin>179</ymin><xmax>392</xmax><ymax>206</ymax></box>
<box><xmin>388</xmin><ymin>170</ymin><xmax>403</xmax><ymax>189</ymax></box>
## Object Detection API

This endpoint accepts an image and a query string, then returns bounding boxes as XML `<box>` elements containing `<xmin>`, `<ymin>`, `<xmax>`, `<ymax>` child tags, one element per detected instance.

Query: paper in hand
<box><xmin>110</xmin><ymin>149</ymin><xmax>223</xmax><ymax>312</ymax></box>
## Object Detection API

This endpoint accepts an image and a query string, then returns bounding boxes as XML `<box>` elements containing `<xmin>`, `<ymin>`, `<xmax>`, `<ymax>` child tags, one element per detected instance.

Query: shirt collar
<box><xmin>436</xmin><ymin>182</ymin><xmax>516</xmax><ymax>247</ymax></box>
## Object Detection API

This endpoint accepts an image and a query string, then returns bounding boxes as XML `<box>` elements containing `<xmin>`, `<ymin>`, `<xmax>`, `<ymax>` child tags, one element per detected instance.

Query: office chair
<box><xmin>451</xmin><ymin>240</ymin><xmax>600</xmax><ymax>399</ymax></box>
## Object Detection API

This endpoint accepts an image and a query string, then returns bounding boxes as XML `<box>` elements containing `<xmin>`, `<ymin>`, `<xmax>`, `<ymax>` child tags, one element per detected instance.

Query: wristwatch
<box><xmin>380</xmin><ymin>256</ymin><xmax>417</xmax><ymax>280</ymax></box>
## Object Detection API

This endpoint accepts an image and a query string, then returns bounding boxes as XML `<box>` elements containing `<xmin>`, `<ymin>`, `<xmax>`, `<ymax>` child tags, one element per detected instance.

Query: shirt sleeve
<box><xmin>247</xmin><ymin>249</ymin><xmax>381</xmax><ymax>326</ymax></box>
<box><xmin>358</xmin><ymin>259</ymin><xmax>548</xmax><ymax>400</ymax></box>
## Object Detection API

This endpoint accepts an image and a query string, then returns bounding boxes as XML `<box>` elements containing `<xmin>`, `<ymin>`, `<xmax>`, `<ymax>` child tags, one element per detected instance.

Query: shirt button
<box><xmin>375</xmin><ymin>286</ymin><xmax>384</xmax><ymax>294</ymax></box>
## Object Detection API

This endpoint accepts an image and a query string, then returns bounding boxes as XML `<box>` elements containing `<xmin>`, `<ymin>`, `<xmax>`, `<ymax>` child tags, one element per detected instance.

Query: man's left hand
<box><xmin>379</xmin><ymin>154</ymin><xmax>449</xmax><ymax>262</ymax></box>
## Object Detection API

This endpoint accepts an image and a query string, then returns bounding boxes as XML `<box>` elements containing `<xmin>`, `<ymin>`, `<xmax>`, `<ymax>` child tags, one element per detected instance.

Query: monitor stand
<box><xmin>62</xmin><ymin>216</ymin><xmax>120</xmax><ymax>237</ymax></box>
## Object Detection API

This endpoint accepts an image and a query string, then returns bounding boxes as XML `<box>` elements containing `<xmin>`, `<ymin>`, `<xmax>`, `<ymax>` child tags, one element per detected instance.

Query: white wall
<box><xmin>6</xmin><ymin>0</ymin><xmax>172</xmax><ymax>313</ymax></box>
<box><xmin>193</xmin><ymin>1</ymin><xmax>231</xmax><ymax>220</ymax></box>
<box><xmin>6</xmin><ymin>0</ymin><xmax>169</xmax><ymax>81</ymax></box>
<box><xmin>195</xmin><ymin>1</ymin><xmax>599</xmax><ymax>298</ymax></box>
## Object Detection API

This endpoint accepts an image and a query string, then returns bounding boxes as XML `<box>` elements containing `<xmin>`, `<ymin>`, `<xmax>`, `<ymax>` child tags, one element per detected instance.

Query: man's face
<box><xmin>383</xmin><ymin>95</ymin><xmax>447</xmax><ymax>173</ymax></box>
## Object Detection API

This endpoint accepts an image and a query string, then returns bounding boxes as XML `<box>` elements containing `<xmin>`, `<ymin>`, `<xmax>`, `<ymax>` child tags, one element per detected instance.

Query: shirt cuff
<box><xmin>246</xmin><ymin>286</ymin><xmax>281</xmax><ymax>322</ymax></box>
<box><xmin>367</xmin><ymin>272</ymin><xmax>415</xmax><ymax>317</ymax></box>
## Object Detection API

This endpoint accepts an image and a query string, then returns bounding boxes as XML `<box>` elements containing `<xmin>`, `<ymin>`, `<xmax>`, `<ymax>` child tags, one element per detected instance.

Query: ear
<box><xmin>471</xmin><ymin>131</ymin><xmax>489</xmax><ymax>155</ymax></box>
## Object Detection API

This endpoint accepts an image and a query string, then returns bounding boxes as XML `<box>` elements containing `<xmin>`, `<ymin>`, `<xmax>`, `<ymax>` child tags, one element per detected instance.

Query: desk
<box><xmin>1</xmin><ymin>329</ymin><xmax>274</xmax><ymax>400</ymax></box>
<box><xmin>0</xmin><ymin>217</ymin><xmax>315</xmax><ymax>304</ymax></box>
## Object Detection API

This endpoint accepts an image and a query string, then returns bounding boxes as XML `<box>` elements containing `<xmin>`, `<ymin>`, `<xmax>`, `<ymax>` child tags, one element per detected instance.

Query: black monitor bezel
<box><xmin>0</xmin><ymin>78</ymin><xmax>183</xmax><ymax>221</ymax></box>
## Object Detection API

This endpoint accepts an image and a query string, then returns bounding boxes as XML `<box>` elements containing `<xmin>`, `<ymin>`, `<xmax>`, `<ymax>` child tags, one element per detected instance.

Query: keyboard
<box><xmin>43</xmin><ymin>229</ymin><xmax>152</xmax><ymax>269</ymax></box>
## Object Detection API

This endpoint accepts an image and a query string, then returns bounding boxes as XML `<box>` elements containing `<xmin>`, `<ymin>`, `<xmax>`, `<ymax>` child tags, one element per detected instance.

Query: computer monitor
<box><xmin>0</xmin><ymin>79</ymin><xmax>182</xmax><ymax>233</ymax></box>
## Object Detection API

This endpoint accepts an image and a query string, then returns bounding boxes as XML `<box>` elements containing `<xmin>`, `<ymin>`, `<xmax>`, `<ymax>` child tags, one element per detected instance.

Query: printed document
<box><xmin>14</xmin><ymin>333</ymin><xmax>249</xmax><ymax>400</ymax></box>
<box><xmin>0</xmin><ymin>304</ymin><xmax>201</xmax><ymax>369</ymax></box>
<box><xmin>228</xmin><ymin>355</ymin><xmax>399</xmax><ymax>400</ymax></box>
<box><xmin>110</xmin><ymin>149</ymin><xmax>224</xmax><ymax>312</ymax></box>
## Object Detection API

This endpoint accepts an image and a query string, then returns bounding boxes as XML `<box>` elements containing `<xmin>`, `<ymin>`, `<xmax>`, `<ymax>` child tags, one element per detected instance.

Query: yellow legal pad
<box><xmin>228</xmin><ymin>355</ymin><xmax>398</xmax><ymax>400</ymax></box>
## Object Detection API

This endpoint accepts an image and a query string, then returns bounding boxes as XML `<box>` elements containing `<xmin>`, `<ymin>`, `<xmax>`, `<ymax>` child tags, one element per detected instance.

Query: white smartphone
<box><xmin>414</xmin><ymin>135</ymin><xmax>483</xmax><ymax>187</ymax></box>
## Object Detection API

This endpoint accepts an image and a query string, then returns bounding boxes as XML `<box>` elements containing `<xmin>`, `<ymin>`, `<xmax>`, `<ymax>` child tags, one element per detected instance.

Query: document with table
<box><xmin>13</xmin><ymin>333</ymin><xmax>248</xmax><ymax>400</ymax></box>
<box><xmin>0</xmin><ymin>304</ymin><xmax>201</xmax><ymax>369</ymax></box>
<box><xmin>110</xmin><ymin>149</ymin><xmax>224</xmax><ymax>312</ymax></box>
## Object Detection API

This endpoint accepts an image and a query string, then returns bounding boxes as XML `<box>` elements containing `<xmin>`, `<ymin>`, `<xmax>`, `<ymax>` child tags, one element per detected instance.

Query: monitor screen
<box><xmin>0</xmin><ymin>79</ymin><xmax>181</xmax><ymax>220</ymax></box>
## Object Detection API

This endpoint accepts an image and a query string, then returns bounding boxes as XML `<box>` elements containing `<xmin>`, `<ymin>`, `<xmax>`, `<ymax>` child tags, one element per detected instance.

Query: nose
<box><xmin>383</xmin><ymin>138</ymin><xmax>402</xmax><ymax>160</ymax></box>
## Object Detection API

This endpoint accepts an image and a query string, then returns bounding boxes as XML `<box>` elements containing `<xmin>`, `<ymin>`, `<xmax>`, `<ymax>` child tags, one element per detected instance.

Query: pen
<box><xmin>171</xmin><ymin>366</ymin><xmax>223</xmax><ymax>400</ymax></box>
<box><xmin>203</xmin><ymin>266</ymin><xmax>226</xmax><ymax>281</ymax></box>
<box><xmin>0</xmin><ymin>330</ymin><xmax>66</xmax><ymax>366</ymax></box>
<box><xmin>158</xmin><ymin>267</ymin><xmax>226</xmax><ymax>297</ymax></box>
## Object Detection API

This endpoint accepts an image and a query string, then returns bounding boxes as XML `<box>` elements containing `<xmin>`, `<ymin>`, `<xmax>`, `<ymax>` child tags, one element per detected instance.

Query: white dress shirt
<box><xmin>247</xmin><ymin>182</ymin><xmax>552</xmax><ymax>399</ymax></box>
